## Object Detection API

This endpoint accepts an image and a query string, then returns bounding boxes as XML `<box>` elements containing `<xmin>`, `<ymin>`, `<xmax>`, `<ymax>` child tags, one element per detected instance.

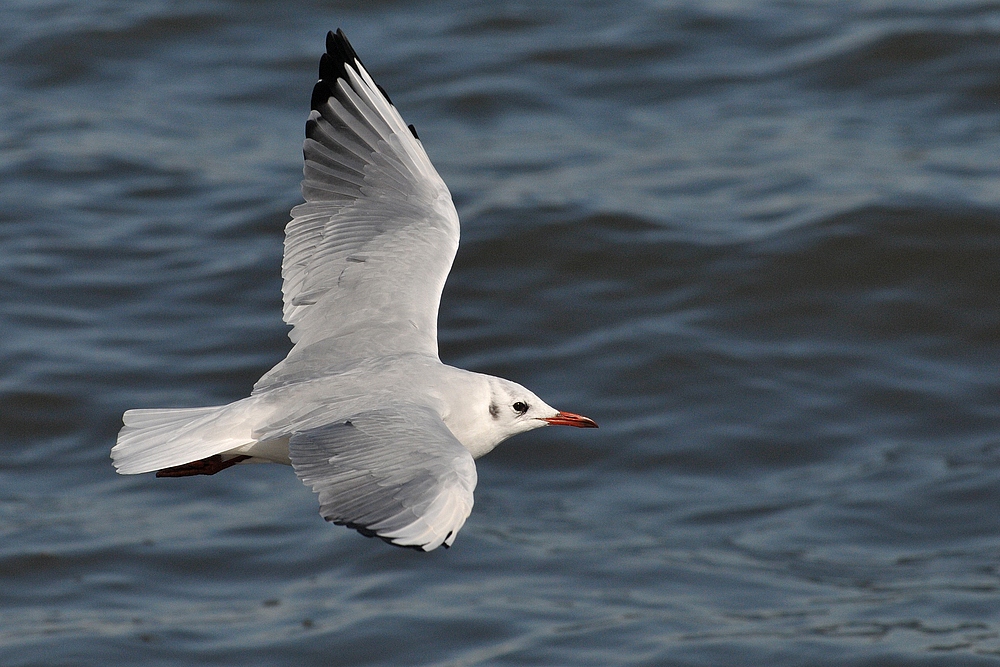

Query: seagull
<box><xmin>111</xmin><ymin>29</ymin><xmax>597</xmax><ymax>551</ymax></box>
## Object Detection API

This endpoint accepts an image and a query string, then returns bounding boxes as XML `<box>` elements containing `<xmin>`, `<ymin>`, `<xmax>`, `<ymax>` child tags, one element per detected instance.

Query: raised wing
<box><xmin>266</xmin><ymin>30</ymin><xmax>459</xmax><ymax>388</ymax></box>
<box><xmin>289</xmin><ymin>405</ymin><xmax>478</xmax><ymax>551</ymax></box>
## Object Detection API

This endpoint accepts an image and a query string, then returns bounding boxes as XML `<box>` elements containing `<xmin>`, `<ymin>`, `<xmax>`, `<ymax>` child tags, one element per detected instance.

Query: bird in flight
<box><xmin>111</xmin><ymin>29</ymin><xmax>597</xmax><ymax>551</ymax></box>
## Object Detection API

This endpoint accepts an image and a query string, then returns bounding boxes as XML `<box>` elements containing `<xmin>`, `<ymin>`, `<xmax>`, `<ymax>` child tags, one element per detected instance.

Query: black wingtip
<box><xmin>314</xmin><ymin>28</ymin><xmax>394</xmax><ymax>113</ymax></box>
<box><xmin>309</xmin><ymin>79</ymin><xmax>334</xmax><ymax>113</ymax></box>
<box><xmin>408</xmin><ymin>123</ymin><xmax>419</xmax><ymax>140</ymax></box>
<box><xmin>327</xmin><ymin>29</ymin><xmax>360</xmax><ymax>68</ymax></box>
<box><xmin>317</xmin><ymin>29</ymin><xmax>359</xmax><ymax>95</ymax></box>
<box><xmin>332</xmin><ymin>517</ymin><xmax>430</xmax><ymax>552</ymax></box>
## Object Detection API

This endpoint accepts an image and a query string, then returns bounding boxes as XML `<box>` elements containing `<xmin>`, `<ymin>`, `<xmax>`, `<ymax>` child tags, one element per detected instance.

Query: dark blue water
<box><xmin>3</xmin><ymin>1</ymin><xmax>1000</xmax><ymax>665</ymax></box>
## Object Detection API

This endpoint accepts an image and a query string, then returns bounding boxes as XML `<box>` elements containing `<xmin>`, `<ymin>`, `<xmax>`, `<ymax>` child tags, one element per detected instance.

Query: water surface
<box><xmin>2</xmin><ymin>1</ymin><xmax>1000</xmax><ymax>665</ymax></box>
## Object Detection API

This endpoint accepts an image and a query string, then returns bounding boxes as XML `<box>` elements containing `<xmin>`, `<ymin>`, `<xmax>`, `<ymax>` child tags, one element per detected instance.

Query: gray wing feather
<box><xmin>289</xmin><ymin>404</ymin><xmax>477</xmax><ymax>551</ymax></box>
<box><xmin>260</xmin><ymin>31</ymin><xmax>459</xmax><ymax>393</ymax></box>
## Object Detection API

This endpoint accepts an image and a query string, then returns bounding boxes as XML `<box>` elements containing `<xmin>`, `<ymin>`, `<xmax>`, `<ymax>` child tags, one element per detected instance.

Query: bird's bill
<box><xmin>542</xmin><ymin>411</ymin><xmax>598</xmax><ymax>428</ymax></box>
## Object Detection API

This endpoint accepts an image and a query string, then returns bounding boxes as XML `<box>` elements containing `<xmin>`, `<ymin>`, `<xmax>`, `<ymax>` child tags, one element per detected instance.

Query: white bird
<box><xmin>111</xmin><ymin>29</ymin><xmax>597</xmax><ymax>551</ymax></box>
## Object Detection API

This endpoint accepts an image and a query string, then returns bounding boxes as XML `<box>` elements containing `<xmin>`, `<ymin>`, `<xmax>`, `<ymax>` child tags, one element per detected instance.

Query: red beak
<box><xmin>542</xmin><ymin>411</ymin><xmax>598</xmax><ymax>428</ymax></box>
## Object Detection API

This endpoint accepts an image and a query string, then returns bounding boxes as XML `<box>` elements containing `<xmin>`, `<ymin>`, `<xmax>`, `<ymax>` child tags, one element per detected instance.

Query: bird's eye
<box><xmin>512</xmin><ymin>401</ymin><xmax>528</xmax><ymax>415</ymax></box>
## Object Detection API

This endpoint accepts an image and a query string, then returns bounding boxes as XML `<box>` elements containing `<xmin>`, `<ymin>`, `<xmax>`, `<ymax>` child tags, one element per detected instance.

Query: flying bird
<box><xmin>111</xmin><ymin>29</ymin><xmax>597</xmax><ymax>551</ymax></box>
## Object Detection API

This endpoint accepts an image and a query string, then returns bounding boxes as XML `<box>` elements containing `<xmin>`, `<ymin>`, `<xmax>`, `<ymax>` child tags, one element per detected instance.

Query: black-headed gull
<box><xmin>112</xmin><ymin>30</ymin><xmax>597</xmax><ymax>551</ymax></box>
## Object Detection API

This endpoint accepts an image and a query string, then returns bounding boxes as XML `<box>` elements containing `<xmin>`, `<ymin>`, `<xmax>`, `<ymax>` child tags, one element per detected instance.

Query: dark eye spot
<box><xmin>489</xmin><ymin>403</ymin><xmax>499</xmax><ymax>419</ymax></box>
<box><xmin>512</xmin><ymin>401</ymin><xmax>528</xmax><ymax>415</ymax></box>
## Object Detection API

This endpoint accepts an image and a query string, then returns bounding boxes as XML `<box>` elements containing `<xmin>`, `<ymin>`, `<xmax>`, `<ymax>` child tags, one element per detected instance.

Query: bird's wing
<box><xmin>288</xmin><ymin>404</ymin><xmax>477</xmax><ymax>551</ymax></box>
<box><xmin>260</xmin><ymin>30</ymin><xmax>460</xmax><ymax>391</ymax></box>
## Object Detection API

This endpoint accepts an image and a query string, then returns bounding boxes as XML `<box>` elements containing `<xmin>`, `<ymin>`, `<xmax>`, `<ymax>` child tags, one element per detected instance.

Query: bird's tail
<box><xmin>112</xmin><ymin>402</ymin><xmax>257</xmax><ymax>475</ymax></box>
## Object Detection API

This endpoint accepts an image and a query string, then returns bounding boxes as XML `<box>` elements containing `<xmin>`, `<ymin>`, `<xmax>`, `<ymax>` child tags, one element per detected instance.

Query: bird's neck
<box><xmin>432</xmin><ymin>367</ymin><xmax>505</xmax><ymax>459</ymax></box>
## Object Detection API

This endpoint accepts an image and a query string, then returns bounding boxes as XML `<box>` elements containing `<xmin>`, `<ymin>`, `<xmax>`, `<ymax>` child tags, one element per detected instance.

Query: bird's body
<box><xmin>112</xmin><ymin>29</ymin><xmax>596</xmax><ymax>551</ymax></box>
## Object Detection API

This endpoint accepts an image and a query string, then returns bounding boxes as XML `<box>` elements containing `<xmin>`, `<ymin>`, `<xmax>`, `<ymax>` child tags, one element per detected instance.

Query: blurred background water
<box><xmin>2</xmin><ymin>1</ymin><xmax>1000</xmax><ymax>665</ymax></box>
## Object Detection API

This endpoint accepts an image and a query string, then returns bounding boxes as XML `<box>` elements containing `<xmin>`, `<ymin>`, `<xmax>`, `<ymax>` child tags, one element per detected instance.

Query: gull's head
<box><xmin>448</xmin><ymin>374</ymin><xmax>597</xmax><ymax>458</ymax></box>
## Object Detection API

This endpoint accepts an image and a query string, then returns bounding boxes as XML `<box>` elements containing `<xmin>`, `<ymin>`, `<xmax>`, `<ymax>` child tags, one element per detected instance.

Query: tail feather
<box><xmin>112</xmin><ymin>403</ymin><xmax>256</xmax><ymax>475</ymax></box>
<box><xmin>121</xmin><ymin>406</ymin><xmax>217</xmax><ymax>428</ymax></box>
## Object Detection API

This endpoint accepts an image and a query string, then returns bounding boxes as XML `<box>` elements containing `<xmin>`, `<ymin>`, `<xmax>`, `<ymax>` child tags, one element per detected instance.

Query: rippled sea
<box><xmin>3</xmin><ymin>1</ymin><xmax>1000</xmax><ymax>665</ymax></box>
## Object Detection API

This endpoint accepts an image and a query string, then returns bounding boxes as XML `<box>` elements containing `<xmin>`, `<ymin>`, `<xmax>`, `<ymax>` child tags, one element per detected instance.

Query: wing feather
<box><xmin>258</xmin><ymin>30</ymin><xmax>459</xmax><ymax>392</ymax></box>
<box><xmin>289</xmin><ymin>405</ymin><xmax>477</xmax><ymax>551</ymax></box>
